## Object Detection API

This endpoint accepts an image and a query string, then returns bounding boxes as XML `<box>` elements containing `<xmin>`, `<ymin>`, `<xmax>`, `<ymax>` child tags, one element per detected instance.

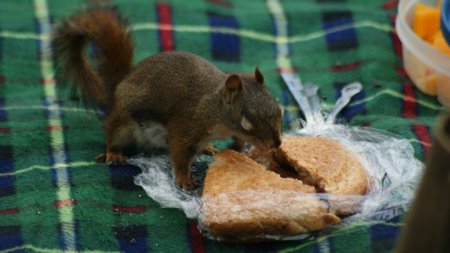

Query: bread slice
<box><xmin>201</xmin><ymin>150</ymin><xmax>340</xmax><ymax>242</ymax></box>
<box><xmin>276</xmin><ymin>136</ymin><xmax>368</xmax><ymax>195</ymax></box>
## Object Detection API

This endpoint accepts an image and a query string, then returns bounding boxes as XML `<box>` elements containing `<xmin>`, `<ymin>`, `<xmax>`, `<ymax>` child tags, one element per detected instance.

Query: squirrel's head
<box><xmin>220</xmin><ymin>67</ymin><xmax>283</xmax><ymax>148</ymax></box>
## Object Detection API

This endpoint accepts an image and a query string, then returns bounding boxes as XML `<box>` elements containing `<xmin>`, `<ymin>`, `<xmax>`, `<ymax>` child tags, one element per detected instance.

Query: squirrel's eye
<box><xmin>240</xmin><ymin>116</ymin><xmax>254</xmax><ymax>131</ymax></box>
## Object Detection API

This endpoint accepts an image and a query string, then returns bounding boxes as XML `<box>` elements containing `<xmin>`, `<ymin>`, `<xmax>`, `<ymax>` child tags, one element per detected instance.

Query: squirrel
<box><xmin>52</xmin><ymin>8</ymin><xmax>283</xmax><ymax>190</ymax></box>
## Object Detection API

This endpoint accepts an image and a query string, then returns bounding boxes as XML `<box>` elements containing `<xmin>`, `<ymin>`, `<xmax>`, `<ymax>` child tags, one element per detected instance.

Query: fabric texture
<box><xmin>0</xmin><ymin>0</ymin><xmax>443</xmax><ymax>252</ymax></box>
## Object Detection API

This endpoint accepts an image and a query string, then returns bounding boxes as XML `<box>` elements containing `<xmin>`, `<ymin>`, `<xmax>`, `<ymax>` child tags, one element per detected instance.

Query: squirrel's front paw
<box><xmin>96</xmin><ymin>151</ymin><xmax>127</xmax><ymax>165</ymax></box>
<box><xmin>176</xmin><ymin>177</ymin><xmax>196</xmax><ymax>191</ymax></box>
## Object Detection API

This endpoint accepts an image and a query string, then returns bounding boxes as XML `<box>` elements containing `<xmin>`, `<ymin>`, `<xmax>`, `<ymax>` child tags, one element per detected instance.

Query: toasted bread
<box><xmin>276</xmin><ymin>136</ymin><xmax>368</xmax><ymax>195</ymax></box>
<box><xmin>201</xmin><ymin>150</ymin><xmax>340</xmax><ymax>242</ymax></box>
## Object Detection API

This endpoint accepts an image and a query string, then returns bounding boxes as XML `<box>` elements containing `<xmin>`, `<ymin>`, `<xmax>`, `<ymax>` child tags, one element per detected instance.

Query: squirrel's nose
<box><xmin>274</xmin><ymin>139</ymin><xmax>281</xmax><ymax>147</ymax></box>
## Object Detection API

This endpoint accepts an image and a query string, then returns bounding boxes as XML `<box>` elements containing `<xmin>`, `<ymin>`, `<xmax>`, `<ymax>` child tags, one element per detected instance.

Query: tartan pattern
<box><xmin>0</xmin><ymin>0</ymin><xmax>442</xmax><ymax>252</ymax></box>
<box><xmin>208</xmin><ymin>12</ymin><xmax>241</xmax><ymax>62</ymax></box>
<box><xmin>322</xmin><ymin>10</ymin><xmax>358</xmax><ymax>51</ymax></box>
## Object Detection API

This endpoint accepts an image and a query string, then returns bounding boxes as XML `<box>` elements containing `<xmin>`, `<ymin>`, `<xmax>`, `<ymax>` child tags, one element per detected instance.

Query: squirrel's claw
<box><xmin>96</xmin><ymin>153</ymin><xmax>106</xmax><ymax>163</ymax></box>
<box><xmin>176</xmin><ymin>177</ymin><xmax>196</xmax><ymax>191</ymax></box>
<box><xmin>96</xmin><ymin>152</ymin><xmax>127</xmax><ymax>165</ymax></box>
<box><xmin>201</xmin><ymin>144</ymin><xmax>218</xmax><ymax>155</ymax></box>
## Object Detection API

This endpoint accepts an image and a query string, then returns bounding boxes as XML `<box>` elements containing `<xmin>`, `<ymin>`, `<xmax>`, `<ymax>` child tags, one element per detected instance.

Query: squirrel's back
<box><xmin>115</xmin><ymin>51</ymin><xmax>227</xmax><ymax>123</ymax></box>
<box><xmin>53</xmin><ymin>8</ymin><xmax>133</xmax><ymax>110</ymax></box>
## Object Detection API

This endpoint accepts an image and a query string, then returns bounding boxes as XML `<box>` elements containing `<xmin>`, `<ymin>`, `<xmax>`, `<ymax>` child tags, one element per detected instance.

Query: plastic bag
<box><xmin>132</xmin><ymin>73</ymin><xmax>423</xmax><ymax>242</ymax></box>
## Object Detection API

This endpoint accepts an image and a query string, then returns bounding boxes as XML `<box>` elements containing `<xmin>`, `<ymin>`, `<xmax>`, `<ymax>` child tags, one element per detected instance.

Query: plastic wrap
<box><xmin>132</xmin><ymin>75</ymin><xmax>424</xmax><ymax>242</ymax></box>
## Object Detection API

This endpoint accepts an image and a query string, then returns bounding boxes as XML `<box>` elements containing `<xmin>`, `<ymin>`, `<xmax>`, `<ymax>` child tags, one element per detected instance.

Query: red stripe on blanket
<box><xmin>392</xmin><ymin>32</ymin><xmax>403</xmax><ymax>57</ymax></box>
<box><xmin>383</xmin><ymin>0</ymin><xmax>399</xmax><ymax>10</ymax></box>
<box><xmin>206</xmin><ymin>0</ymin><xmax>232</xmax><ymax>8</ymax></box>
<box><xmin>390</xmin><ymin>14</ymin><xmax>403</xmax><ymax>57</ymax></box>
<box><xmin>47</xmin><ymin>126</ymin><xmax>65</xmax><ymax>131</ymax></box>
<box><xmin>0</xmin><ymin>127</ymin><xmax>10</xmax><ymax>133</ymax></box>
<box><xmin>276</xmin><ymin>67</ymin><xmax>297</xmax><ymax>73</ymax></box>
<box><xmin>157</xmin><ymin>3</ymin><xmax>175</xmax><ymax>52</ymax></box>
<box><xmin>54</xmin><ymin>199</ymin><xmax>77</xmax><ymax>208</ymax></box>
<box><xmin>402</xmin><ymin>83</ymin><xmax>416</xmax><ymax>118</ymax></box>
<box><xmin>0</xmin><ymin>208</ymin><xmax>19</xmax><ymax>215</ymax></box>
<box><xmin>112</xmin><ymin>205</ymin><xmax>146</xmax><ymax>213</ymax></box>
<box><xmin>413</xmin><ymin>124</ymin><xmax>431</xmax><ymax>159</ymax></box>
<box><xmin>396</xmin><ymin>66</ymin><xmax>408</xmax><ymax>77</ymax></box>
<box><xmin>189</xmin><ymin>221</ymin><xmax>205</xmax><ymax>253</ymax></box>
<box><xmin>330</xmin><ymin>61</ymin><xmax>363</xmax><ymax>72</ymax></box>
<box><xmin>40</xmin><ymin>78</ymin><xmax>56</xmax><ymax>85</ymax></box>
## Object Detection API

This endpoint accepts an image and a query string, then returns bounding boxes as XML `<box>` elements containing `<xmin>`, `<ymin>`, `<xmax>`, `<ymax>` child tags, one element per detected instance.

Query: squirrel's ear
<box><xmin>255</xmin><ymin>67</ymin><xmax>264</xmax><ymax>84</ymax></box>
<box><xmin>221</xmin><ymin>74</ymin><xmax>242</xmax><ymax>104</ymax></box>
<box><xmin>225</xmin><ymin>74</ymin><xmax>242</xmax><ymax>90</ymax></box>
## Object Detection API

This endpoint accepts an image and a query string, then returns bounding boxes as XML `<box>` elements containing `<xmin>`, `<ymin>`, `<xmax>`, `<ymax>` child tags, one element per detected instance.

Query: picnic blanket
<box><xmin>0</xmin><ymin>0</ymin><xmax>444</xmax><ymax>252</ymax></box>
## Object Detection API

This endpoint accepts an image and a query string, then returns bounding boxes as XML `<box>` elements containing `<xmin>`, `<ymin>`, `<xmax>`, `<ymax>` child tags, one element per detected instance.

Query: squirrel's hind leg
<box><xmin>99</xmin><ymin>109</ymin><xmax>139</xmax><ymax>165</ymax></box>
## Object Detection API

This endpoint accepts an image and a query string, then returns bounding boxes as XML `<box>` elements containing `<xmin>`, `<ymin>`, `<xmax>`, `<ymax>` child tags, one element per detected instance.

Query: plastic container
<box><xmin>396</xmin><ymin>0</ymin><xmax>450</xmax><ymax>106</ymax></box>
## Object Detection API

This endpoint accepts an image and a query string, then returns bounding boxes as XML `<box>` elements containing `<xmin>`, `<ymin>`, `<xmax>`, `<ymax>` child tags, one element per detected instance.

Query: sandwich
<box><xmin>201</xmin><ymin>136</ymin><xmax>368</xmax><ymax>242</ymax></box>
<box><xmin>201</xmin><ymin>149</ymin><xmax>340</xmax><ymax>242</ymax></box>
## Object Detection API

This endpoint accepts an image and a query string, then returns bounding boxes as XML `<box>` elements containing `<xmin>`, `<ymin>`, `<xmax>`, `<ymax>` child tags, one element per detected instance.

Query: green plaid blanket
<box><xmin>0</xmin><ymin>0</ymin><xmax>444</xmax><ymax>252</ymax></box>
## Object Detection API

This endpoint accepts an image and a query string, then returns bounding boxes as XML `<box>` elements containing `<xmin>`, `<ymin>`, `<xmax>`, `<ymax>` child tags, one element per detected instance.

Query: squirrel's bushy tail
<box><xmin>53</xmin><ymin>8</ymin><xmax>133</xmax><ymax>110</ymax></box>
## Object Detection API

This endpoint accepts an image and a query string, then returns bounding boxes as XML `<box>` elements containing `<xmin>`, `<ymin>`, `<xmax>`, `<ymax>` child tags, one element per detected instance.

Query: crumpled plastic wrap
<box><xmin>132</xmin><ymin>75</ymin><xmax>424</xmax><ymax>242</ymax></box>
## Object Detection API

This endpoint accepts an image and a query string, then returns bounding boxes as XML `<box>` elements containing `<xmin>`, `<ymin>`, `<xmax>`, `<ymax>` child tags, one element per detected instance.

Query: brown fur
<box><xmin>53</xmin><ymin>8</ymin><xmax>133</xmax><ymax>109</ymax></box>
<box><xmin>53</xmin><ymin>8</ymin><xmax>283</xmax><ymax>189</ymax></box>
<box><xmin>396</xmin><ymin>113</ymin><xmax>450</xmax><ymax>253</ymax></box>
